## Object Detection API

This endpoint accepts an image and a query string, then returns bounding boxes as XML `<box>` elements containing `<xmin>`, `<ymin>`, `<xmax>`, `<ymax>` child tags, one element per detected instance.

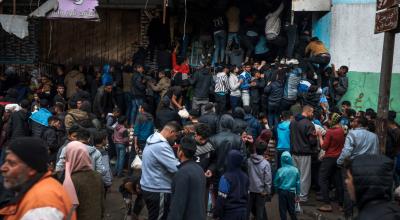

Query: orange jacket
<box><xmin>305</xmin><ymin>41</ymin><xmax>329</xmax><ymax>57</ymax></box>
<box><xmin>172</xmin><ymin>51</ymin><xmax>190</xmax><ymax>75</ymax></box>
<box><xmin>0</xmin><ymin>171</ymin><xmax>76</xmax><ymax>220</ymax></box>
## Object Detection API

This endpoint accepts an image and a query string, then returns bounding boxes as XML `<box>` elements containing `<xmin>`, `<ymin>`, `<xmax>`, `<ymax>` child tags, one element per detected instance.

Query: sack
<box><xmin>178</xmin><ymin>108</ymin><xmax>189</xmax><ymax>119</ymax></box>
<box><xmin>131</xmin><ymin>155</ymin><xmax>142</xmax><ymax>170</ymax></box>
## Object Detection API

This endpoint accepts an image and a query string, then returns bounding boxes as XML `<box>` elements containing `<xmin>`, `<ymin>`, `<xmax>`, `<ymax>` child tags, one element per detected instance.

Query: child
<box><xmin>274</xmin><ymin>151</ymin><xmax>300</xmax><ymax>220</ymax></box>
<box><xmin>113</xmin><ymin>116</ymin><xmax>129</xmax><ymax>177</ymax></box>
<box><xmin>134</xmin><ymin>103</ymin><xmax>154</xmax><ymax>152</ymax></box>
<box><xmin>94</xmin><ymin>130</ymin><xmax>113</xmax><ymax>193</ymax></box>
<box><xmin>276</xmin><ymin>111</ymin><xmax>292</xmax><ymax>168</ymax></box>
<box><xmin>247</xmin><ymin>141</ymin><xmax>272</xmax><ymax>220</ymax></box>
<box><xmin>214</xmin><ymin>150</ymin><xmax>249</xmax><ymax>220</ymax></box>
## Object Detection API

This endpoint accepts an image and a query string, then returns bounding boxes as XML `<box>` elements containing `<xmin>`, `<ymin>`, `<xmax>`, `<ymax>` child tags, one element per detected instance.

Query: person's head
<box><xmin>117</xmin><ymin>115</ymin><xmax>128</xmax><ymax>126</ymax></box>
<box><xmin>356</xmin><ymin>110</ymin><xmax>365</xmax><ymax>118</ymax></box>
<box><xmin>104</xmin><ymin>83</ymin><xmax>113</xmax><ymax>93</ymax></box>
<box><xmin>244</xmin><ymin>63</ymin><xmax>252</xmax><ymax>72</ymax></box>
<box><xmin>255</xmin><ymin>140</ymin><xmax>267</xmax><ymax>155</ymax></box>
<box><xmin>56</xmin><ymin>84</ymin><xmax>65</xmax><ymax>95</ymax></box>
<box><xmin>75</xmin><ymin>81</ymin><xmax>85</xmax><ymax>90</ymax></box>
<box><xmin>343</xmin><ymin>155</ymin><xmax>393</xmax><ymax>208</ymax></box>
<box><xmin>65</xmin><ymin>141</ymin><xmax>93</xmax><ymax>174</ymax></box>
<box><xmin>253</xmin><ymin>69</ymin><xmax>261</xmax><ymax>79</ymax></box>
<box><xmin>19</xmin><ymin>99</ymin><xmax>30</xmax><ymax>110</ymax></box>
<box><xmin>113</xmin><ymin>107</ymin><xmax>121</xmax><ymax>117</ymax></box>
<box><xmin>177</xmin><ymin>135</ymin><xmax>197</xmax><ymax>162</ymax></box>
<box><xmin>68</xmin><ymin>125</ymin><xmax>80</xmax><ymax>141</ymax></box>
<box><xmin>365</xmin><ymin>108</ymin><xmax>377</xmax><ymax>120</ymax></box>
<box><xmin>233</xmin><ymin>107</ymin><xmax>245</xmax><ymax>119</ymax></box>
<box><xmin>310</xmin><ymin>37</ymin><xmax>320</xmax><ymax>42</ymax></box>
<box><xmin>302</xmin><ymin>105</ymin><xmax>314</xmax><ymax>119</ymax></box>
<box><xmin>338</xmin><ymin>66</ymin><xmax>349</xmax><ymax>76</ymax></box>
<box><xmin>330</xmin><ymin>112</ymin><xmax>342</xmax><ymax>127</ymax></box>
<box><xmin>280</xmin><ymin>111</ymin><xmax>292</xmax><ymax>121</ymax></box>
<box><xmin>341</xmin><ymin>101</ymin><xmax>351</xmax><ymax>112</ymax></box>
<box><xmin>160</xmin><ymin>121</ymin><xmax>182</xmax><ymax>144</ymax></box>
<box><xmin>388</xmin><ymin>110</ymin><xmax>397</xmax><ymax>122</ymax></box>
<box><xmin>48</xmin><ymin>116</ymin><xmax>62</xmax><ymax>129</ymax></box>
<box><xmin>75</xmin><ymin>128</ymin><xmax>91</xmax><ymax>145</ymax></box>
<box><xmin>68</xmin><ymin>98</ymin><xmax>78</xmax><ymax>109</ymax></box>
<box><xmin>1</xmin><ymin>138</ymin><xmax>49</xmax><ymax>191</ymax></box>
<box><xmin>219</xmin><ymin>114</ymin><xmax>235</xmax><ymax>132</ymax></box>
<box><xmin>76</xmin><ymin>100</ymin><xmax>83</xmax><ymax>109</ymax></box>
<box><xmin>194</xmin><ymin>123</ymin><xmax>211</xmax><ymax>145</ymax></box>
<box><xmin>39</xmin><ymin>99</ymin><xmax>49</xmax><ymax>109</ymax></box>
<box><xmin>350</xmin><ymin>116</ymin><xmax>368</xmax><ymax>129</ymax></box>
<box><xmin>226</xmin><ymin>150</ymin><xmax>243</xmax><ymax>171</ymax></box>
<box><xmin>56</xmin><ymin>65</ymin><xmax>65</xmax><ymax>75</ymax></box>
<box><xmin>158</xmin><ymin>70</ymin><xmax>166</xmax><ymax>79</ymax></box>
<box><xmin>183</xmin><ymin>123</ymin><xmax>195</xmax><ymax>135</ymax></box>
<box><xmin>135</xmin><ymin>64</ymin><xmax>144</xmax><ymax>73</ymax></box>
<box><xmin>93</xmin><ymin>130</ymin><xmax>108</xmax><ymax>147</ymax></box>
<box><xmin>139</xmin><ymin>103</ymin><xmax>151</xmax><ymax>114</ymax></box>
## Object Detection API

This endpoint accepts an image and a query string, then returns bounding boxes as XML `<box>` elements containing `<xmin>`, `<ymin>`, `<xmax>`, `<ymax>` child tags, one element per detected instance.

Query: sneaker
<box><xmin>286</xmin><ymin>58</ymin><xmax>299</xmax><ymax>65</ymax></box>
<box><xmin>318</xmin><ymin>204</ymin><xmax>333</xmax><ymax>212</ymax></box>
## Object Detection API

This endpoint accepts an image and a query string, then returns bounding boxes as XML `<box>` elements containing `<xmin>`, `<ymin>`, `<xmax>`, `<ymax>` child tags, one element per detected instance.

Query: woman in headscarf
<box><xmin>63</xmin><ymin>141</ymin><xmax>104</xmax><ymax>220</ymax></box>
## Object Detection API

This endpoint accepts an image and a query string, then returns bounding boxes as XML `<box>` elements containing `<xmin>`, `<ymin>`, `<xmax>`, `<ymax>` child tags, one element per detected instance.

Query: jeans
<box><xmin>305</xmin><ymin>54</ymin><xmax>331</xmax><ymax>75</ymax></box>
<box><xmin>319</xmin><ymin>157</ymin><xmax>344</xmax><ymax>205</ymax></box>
<box><xmin>192</xmin><ymin>97</ymin><xmax>209</xmax><ymax>114</ymax></box>
<box><xmin>278</xmin><ymin>190</ymin><xmax>298</xmax><ymax>220</ymax></box>
<box><xmin>292</xmin><ymin>155</ymin><xmax>311</xmax><ymax>201</ymax></box>
<box><xmin>285</xmin><ymin>24</ymin><xmax>298</xmax><ymax>59</ymax></box>
<box><xmin>215</xmin><ymin>93</ymin><xmax>227</xmax><ymax>115</ymax></box>
<box><xmin>130</xmin><ymin>98</ymin><xmax>144</xmax><ymax>125</ymax></box>
<box><xmin>213</xmin><ymin>30</ymin><xmax>227</xmax><ymax>65</ymax></box>
<box><xmin>268</xmin><ymin>105</ymin><xmax>280</xmax><ymax>128</ymax></box>
<box><xmin>267</xmin><ymin>35</ymin><xmax>287</xmax><ymax>59</ymax></box>
<box><xmin>227</xmin><ymin>32</ymin><xmax>240</xmax><ymax>47</ymax></box>
<box><xmin>241</xmin><ymin>90</ymin><xmax>250</xmax><ymax>107</ymax></box>
<box><xmin>230</xmin><ymin>95</ymin><xmax>241</xmax><ymax>111</ymax></box>
<box><xmin>114</xmin><ymin>143</ymin><xmax>126</xmax><ymax>176</ymax></box>
<box><xmin>248</xmin><ymin>192</ymin><xmax>268</xmax><ymax>220</ymax></box>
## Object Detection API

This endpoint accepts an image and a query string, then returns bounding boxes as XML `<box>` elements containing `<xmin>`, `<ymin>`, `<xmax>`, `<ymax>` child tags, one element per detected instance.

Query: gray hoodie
<box><xmin>247</xmin><ymin>154</ymin><xmax>272</xmax><ymax>194</ymax></box>
<box><xmin>140</xmin><ymin>132</ymin><xmax>180</xmax><ymax>193</ymax></box>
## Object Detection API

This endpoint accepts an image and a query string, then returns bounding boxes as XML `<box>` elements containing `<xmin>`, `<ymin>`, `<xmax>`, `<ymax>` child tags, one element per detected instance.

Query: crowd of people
<box><xmin>0</xmin><ymin>2</ymin><xmax>399</xmax><ymax>219</ymax></box>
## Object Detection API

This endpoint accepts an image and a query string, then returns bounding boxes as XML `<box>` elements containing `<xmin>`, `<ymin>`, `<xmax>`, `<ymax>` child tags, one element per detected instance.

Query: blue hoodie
<box><xmin>276</xmin><ymin>120</ymin><xmax>291</xmax><ymax>151</ymax></box>
<box><xmin>102</xmin><ymin>64</ymin><xmax>113</xmax><ymax>86</ymax></box>
<box><xmin>30</xmin><ymin>108</ymin><xmax>52</xmax><ymax>126</ymax></box>
<box><xmin>140</xmin><ymin>132</ymin><xmax>180</xmax><ymax>193</ymax></box>
<box><xmin>238</xmin><ymin>71</ymin><xmax>251</xmax><ymax>90</ymax></box>
<box><xmin>274</xmin><ymin>151</ymin><xmax>300</xmax><ymax>194</ymax></box>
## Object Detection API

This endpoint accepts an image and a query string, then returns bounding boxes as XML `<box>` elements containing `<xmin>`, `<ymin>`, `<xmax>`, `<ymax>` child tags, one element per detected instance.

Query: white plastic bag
<box><xmin>178</xmin><ymin>108</ymin><xmax>189</xmax><ymax>119</ymax></box>
<box><xmin>295</xmin><ymin>201</ymin><xmax>302</xmax><ymax>213</ymax></box>
<box><xmin>131</xmin><ymin>155</ymin><xmax>142</xmax><ymax>170</ymax></box>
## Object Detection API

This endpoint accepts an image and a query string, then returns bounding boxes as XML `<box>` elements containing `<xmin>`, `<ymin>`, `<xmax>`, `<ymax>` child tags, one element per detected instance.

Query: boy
<box><xmin>276</xmin><ymin>111</ymin><xmax>292</xmax><ymax>168</ymax></box>
<box><xmin>94</xmin><ymin>130</ymin><xmax>113</xmax><ymax>192</ymax></box>
<box><xmin>274</xmin><ymin>151</ymin><xmax>300</xmax><ymax>220</ymax></box>
<box><xmin>42</xmin><ymin>116</ymin><xmax>65</xmax><ymax>165</ymax></box>
<box><xmin>247</xmin><ymin>141</ymin><xmax>272</xmax><ymax>220</ymax></box>
<box><xmin>113</xmin><ymin>116</ymin><xmax>129</xmax><ymax>177</ymax></box>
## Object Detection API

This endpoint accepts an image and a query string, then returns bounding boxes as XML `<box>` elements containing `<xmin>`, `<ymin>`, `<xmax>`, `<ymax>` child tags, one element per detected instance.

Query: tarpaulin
<box><xmin>0</xmin><ymin>15</ymin><xmax>29</xmax><ymax>39</ymax></box>
<box><xmin>29</xmin><ymin>0</ymin><xmax>59</xmax><ymax>17</ymax></box>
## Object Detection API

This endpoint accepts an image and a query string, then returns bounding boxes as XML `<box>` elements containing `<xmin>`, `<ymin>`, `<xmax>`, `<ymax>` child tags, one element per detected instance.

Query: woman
<box><xmin>63</xmin><ymin>141</ymin><xmax>104</xmax><ymax>220</ymax></box>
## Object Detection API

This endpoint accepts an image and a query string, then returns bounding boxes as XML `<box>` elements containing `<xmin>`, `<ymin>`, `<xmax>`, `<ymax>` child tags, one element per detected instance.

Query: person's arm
<box><xmin>295</xmin><ymin>172</ymin><xmax>301</xmax><ymax>196</ymax></box>
<box><xmin>167</xmin><ymin>172</ymin><xmax>189</xmax><ymax>220</ymax></box>
<box><xmin>273</xmin><ymin>170</ymin><xmax>281</xmax><ymax>189</ymax></box>
<box><xmin>264</xmin><ymin>162</ymin><xmax>272</xmax><ymax>194</ymax></box>
<box><xmin>337</xmin><ymin>133</ymin><xmax>355</xmax><ymax>165</ymax></box>
<box><xmin>157</xmin><ymin>144</ymin><xmax>180</xmax><ymax>173</ymax></box>
<box><xmin>55</xmin><ymin>147</ymin><xmax>67</xmax><ymax>172</ymax></box>
<box><xmin>171</xmin><ymin>94</ymin><xmax>183</xmax><ymax>110</ymax></box>
<box><xmin>320</xmin><ymin>130</ymin><xmax>332</xmax><ymax>150</ymax></box>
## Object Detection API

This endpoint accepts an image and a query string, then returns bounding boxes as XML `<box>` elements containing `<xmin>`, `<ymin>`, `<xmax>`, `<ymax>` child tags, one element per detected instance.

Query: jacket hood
<box><xmin>281</xmin><ymin>151</ymin><xmax>294</xmax><ymax>167</ymax></box>
<box><xmin>219</xmin><ymin>114</ymin><xmax>234</xmax><ymax>131</ymax></box>
<box><xmin>68</xmin><ymin>109</ymin><xmax>89</xmax><ymax>119</ymax></box>
<box><xmin>250</xmin><ymin>154</ymin><xmax>264</xmax><ymax>164</ymax></box>
<box><xmin>227</xmin><ymin>150</ymin><xmax>243</xmax><ymax>171</ymax></box>
<box><xmin>233</xmin><ymin>107</ymin><xmax>245</xmax><ymax>119</ymax></box>
<box><xmin>278</xmin><ymin>121</ymin><xmax>290</xmax><ymax>130</ymax></box>
<box><xmin>351</xmin><ymin>154</ymin><xmax>394</xmax><ymax>209</ymax></box>
<box><xmin>295</xmin><ymin>114</ymin><xmax>306</xmax><ymax>122</ymax></box>
<box><xmin>146</xmin><ymin>132</ymin><xmax>168</xmax><ymax>145</ymax></box>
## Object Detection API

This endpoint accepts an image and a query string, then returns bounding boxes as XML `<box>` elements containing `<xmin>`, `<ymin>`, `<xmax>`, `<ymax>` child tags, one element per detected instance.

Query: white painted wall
<box><xmin>330</xmin><ymin>3</ymin><xmax>400</xmax><ymax>73</ymax></box>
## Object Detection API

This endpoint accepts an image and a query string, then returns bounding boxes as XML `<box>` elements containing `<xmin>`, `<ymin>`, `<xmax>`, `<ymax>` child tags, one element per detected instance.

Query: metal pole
<box><xmin>376</xmin><ymin>31</ymin><xmax>396</xmax><ymax>154</ymax></box>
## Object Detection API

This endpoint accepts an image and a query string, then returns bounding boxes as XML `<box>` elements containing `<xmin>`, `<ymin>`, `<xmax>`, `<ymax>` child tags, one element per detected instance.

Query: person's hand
<box><xmin>250</xmin><ymin>82</ymin><xmax>256</xmax><ymax>87</ymax></box>
<box><xmin>239</xmin><ymin>79</ymin><xmax>243</xmax><ymax>83</ymax></box>
<box><xmin>261</xmin><ymin>192</ymin><xmax>268</xmax><ymax>196</ymax></box>
<box><xmin>205</xmin><ymin>170</ymin><xmax>213</xmax><ymax>178</ymax></box>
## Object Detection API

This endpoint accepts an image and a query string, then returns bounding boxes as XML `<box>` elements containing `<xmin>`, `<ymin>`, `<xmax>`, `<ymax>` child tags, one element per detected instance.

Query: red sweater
<box><xmin>171</xmin><ymin>51</ymin><xmax>190</xmax><ymax>75</ymax></box>
<box><xmin>322</xmin><ymin>127</ymin><xmax>345</xmax><ymax>158</ymax></box>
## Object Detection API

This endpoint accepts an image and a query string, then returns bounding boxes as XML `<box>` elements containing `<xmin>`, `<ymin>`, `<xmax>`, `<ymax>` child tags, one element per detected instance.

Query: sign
<box><xmin>48</xmin><ymin>0</ymin><xmax>99</xmax><ymax>20</ymax></box>
<box><xmin>375</xmin><ymin>7</ymin><xmax>399</xmax><ymax>33</ymax></box>
<box><xmin>292</xmin><ymin>0</ymin><xmax>331</xmax><ymax>12</ymax></box>
<box><xmin>377</xmin><ymin>0</ymin><xmax>400</xmax><ymax>11</ymax></box>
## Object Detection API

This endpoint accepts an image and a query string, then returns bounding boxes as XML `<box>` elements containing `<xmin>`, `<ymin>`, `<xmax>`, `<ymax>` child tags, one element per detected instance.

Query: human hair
<box><xmin>20</xmin><ymin>99</ymin><xmax>30</xmax><ymax>109</ymax></box>
<box><xmin>56</xmin><ymin>84</ymin><xmax>65</xmax><ymax>89</ymax></box>
<box><xmin>355</xmin><ymin>116</ymin><xmax>369</xmax><ymax>128</ymax></box>
<box><xmin>118</xmin><ymin>115</ymin><xmax>127</xmax><ymax>124</ymax></box>
<box><xmin>93</xmin><ymin>129</ymin><xmax>108</xmax><ymax>146</ymax></box>
<box><xmin>195</xmin><ymin>123</ymin><xmax>211</xmax><ymax>139</ymax></box>
<box><xmin>164</xmin><ymin>121</ymin><xmax>182</xmax><ymax>132</ymax></box>
<box><xmin>340</xmin><ymin>65</ymin><xmax>349</xmax><ymax>74</ymax></box>
<box><xmin>342</xmin><ymin>101</ymin><xmax>351</xmax><ymax>107</ymax></box>
<box><xmin>302</xmin><ymin>105</ymin><xmax>314</xmax><ymax>113</ymax></box>
<box><xmin>255</xmin><ymin>141</ymin><xmax>268</xmax><ymax>155</ymax></box>
<box><xmin>68</xmin><ymin>125</ymin><xmax>80</xmax><ymax>135</ymax></box>
<box><xmin>281</xmin><ymin>111</ymin><xmax>292</xmax><ymax>121</ymax></box>
<box><xmin>179</xmin><ymin>136</ymin><xmax>197</xmax><ymax>159</ymax></box>
<box><xmin>140</xmin><ymin>103</ymin><xmax>151</xmax><ymax>113</ymax></box>
<box><xmin>113</xmin><ymin>107</ymin><xmax>121</xmax><ymax>114</ymax></box>
<box><xmin>76</xmin><ymin>128</ymin><xmax>91</xmax><ymax>142</ymax></box>
<box><xmin>48</xmin><ymin>116</ymin><xmax>61</xmax><ymax>125</ymax></box>
<box><xmin>40</xmin><ymin>99</ymin><xmax>49</xmax><ymax>108</ymax></box>
<box><xmin>75</xmin><ymin>81</ymin><xmax>85</xmax><ymax>90</ymax></box>
<box><xmin>68</xmin><ymin>98</ymin><xmax>78</xmax><ymax>109</ymax></box>
<box><xmin>365</xmin><ymin>108</ymin><xmax>377</xmax><ymax>119</ymax></box>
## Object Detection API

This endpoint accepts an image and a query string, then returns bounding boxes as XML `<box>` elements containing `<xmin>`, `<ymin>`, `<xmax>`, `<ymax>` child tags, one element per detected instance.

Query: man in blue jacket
<box><xmin>140</xmin><ymin>121</ymin><xmax>181</xmax><ymax>220</ymax></box>
<box><xmin>276</xmin><ymin>111</ymin><xmax>292</xmax><ymax>168</ymax></box>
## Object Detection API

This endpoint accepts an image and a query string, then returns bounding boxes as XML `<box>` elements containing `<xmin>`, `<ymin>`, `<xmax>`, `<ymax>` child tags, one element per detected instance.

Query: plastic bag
<box><xmin>295</xmin><ymin>201</ymin><xmax>302</xmax><ymax>213</ymax></box>
<box><xmin>131</xmin><ymin>155</ymin><xmax>142</xmax><ymax>170</ymax></box>
<box><xmin>178</xmin><ymin>108</ymin><xmax>189</xmax><ymax>119</ymax></box>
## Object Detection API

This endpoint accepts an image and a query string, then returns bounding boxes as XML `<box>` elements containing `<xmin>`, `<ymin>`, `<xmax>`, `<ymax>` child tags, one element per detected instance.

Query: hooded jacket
<box><xmin>244</xmin><ymin>114</ymin><xmax>262</xmax><ymax>139</ymax></box>
<box><xmin>30</xmin><ymin>108</ymin><xmax>52</xmax><ymax>137</ymax></box>
<box><xmin>140</xmin><ymin>132</ymin><xmax>180</xmax><ymax>193</ymax></box>
<box><xmin>276</xmin><ymin>120</ymin><xmax>291</xmax><ymax>151</ymax></box>
<box><xmin>274</xmin><ymin>151</ymin><xmax>300</xmax><ymax>194</ymax></box>
<box><xmin>64</xmin><ymin>109</ymin><xmax>89</xmax><ymax>130</ymax></box>
<box><xmin>134</xmin><ymin>112</ymin><xmax>154</xmax><ymax>141</ymax></box>
<box><xmin>190</xmin><ymin>68</ymin><xmax>214</xmax><ymax>98</ymax></box>
<box><xmin>131</xmin><ymin>71</ymin><xmax>146</xmax><ymax>98</ymax></box>
<box><xmin>351</xmin><ymin>154</ymin><xmax>400</xmax><ymax>220</ymax></box>
<box><xmin>265</xmin><ymin>2</ymin><xmax>284</xmax><ymax>40</ymax></box>
<box><xmin>8</xmin><ymin>109</ymin><xmax>30</xmax><ymax>139</ymax></box>
<box><xmin>290</xmin><ymin>114</ymin><xmax>317</xmax><ymax>156</ymax></box>
<box><xmin>214</xmin><ymin>150</ymin><xmax>249</xmax><ymax>218</ymax></box>
<box><xmin>247</xmin><ymin>154</ymin><xmax>271</xmax><ymax>194</ymax></box>
<box><xmin>198</xmin><ymin>111</ymin><xmax>219</xmax><ymax>135</ymax></box>
<box><xmin>264</xmin><ymin>80</ymin><xmax>284</xmax><ymax>107</ymax></box>
<box><xmin>209</xmin><ymin>114</ymin><xmax>245</xmax><ymax>177</ymax></box>
<box><xmin>113</xmin><ymin>124</ymin><xmax>129</xmax><ymax>144</ymax></box>
<box><xmin>232</xmin><ymin>107</ymin><xmax>248</xmax><ymax>135</ymax></box>
<box><xmin>93</xmin><ymin>86</ymin><xmax>117</xmax><ymax>117</ymax></box>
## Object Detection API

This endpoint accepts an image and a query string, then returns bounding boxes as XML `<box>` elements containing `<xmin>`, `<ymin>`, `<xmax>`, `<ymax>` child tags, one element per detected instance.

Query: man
<box><xmin>238</xmin><ymin>64</ymin><xmax>252</xmax><ymax>107</ymax></box>
<box><xmin>64</xmin><ymin>65</ymin><xmax>86</xmax><ymax>99</ymax></box>
<box><xmin>190</xmin><ymin>66</ymin><xmax>214</xmax><ymax>114</ymax></box>
<box><xmin>0</xmin><ymin>137</ymin><xmax>76</xmax><ymax>219</ymax></box>
<box><xmin>93</xmin><ymin>82</ymin><xmax>117</xmax><ymax>119</ymax></box>
<box><xmin>290</xmin><ymin>105</ymin><xmax>318</xmax><ymax>202</ymax></box>
<box><xmin>198</xmin><ymin>103</ymin><xmax>219</xmax><ymax>135</ymax></box>
<box><xmin>332</xmin><ymin>65</ymin><xmax>349</xmax><ymax>104</ymax></box>
<box><xmin>71</xmin><ymin>81</ymin><xmax>91</xmax><ymax>103</ymax></box>
<box><xmin>64</xmin><ymin>98</ymin><xmax>89</xmax><ymax>130</ymax></box>
<box><xmin>214</xmin><ymin>66</ymin><xmax>230</xmax><ymax>114</ymax></box>
<box><xmin>337</xmin><ymin>116</ymin><xmax>379</xmax><ymax>219</ymax></box>
<box><xmin>167</xmin><ymin>136</ymin><xmax>206</xmax><ymax>220</ymax></box>
<box><xmin>344</xmin><ymin>154</ymin><xmax>400</xmax><ymax>220</ymax></box>
<box><xmin>42</xmin><ymin>116</ymin><xmax>65</xmax><ymax>164</ymax></box>
<box><xmin>53</xmin><ymin>84</ymin><xmax>66</xmax><ymax>105</ymax></box>
<box><xmin>8</xmin><ymin>99</ymin><xmax>30</xmax><ymax>140</ymax></box>
<box><xmin>140</xmin><ymin>121</ymin><xmax>181</xmax><ymax>220</ymax></box>
<box><xmin>130</xmin><ymin>64</ymin><xmax>147</xmax><ymax>125</ymax></box>
<box><xmin>29</xmin><ymin>99</ymin><xmax>52</xmax><ymax>137</ymax></box>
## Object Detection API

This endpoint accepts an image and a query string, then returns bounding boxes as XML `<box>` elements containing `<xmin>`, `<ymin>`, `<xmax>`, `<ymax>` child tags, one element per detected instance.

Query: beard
<box><xmin>3</xmin><ymin>171</ymin><xmax>29</xmax><ymax>192</ymax></box>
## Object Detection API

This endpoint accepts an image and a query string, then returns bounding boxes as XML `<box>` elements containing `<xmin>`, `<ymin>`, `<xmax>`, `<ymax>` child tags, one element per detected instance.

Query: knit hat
<box><xmin>8</xmin><ymin>137</ymin><xmax>49</xmax><ymax>173</ymax></box>
<box><xmin>331</xmin><ymin>113</ymin><xmax>342</xmax><ymax>126</ymax></box>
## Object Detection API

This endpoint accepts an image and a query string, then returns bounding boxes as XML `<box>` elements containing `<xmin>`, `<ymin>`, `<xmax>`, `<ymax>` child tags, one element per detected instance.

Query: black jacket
<box><xmin>264</xmin><ymin>80</ymin><xmax>284</xmax><ymax>107</ymax></box>
<box><xmin>290</xmin><ymin>114</ymin><xmax>317</xmax><ymax>155</ymax></box>
<box><xmin>156</xmin><ymin>107</ymin><xmax>181</xmax><ymax>130</ymax></box>
<box><xmin>131</xmin><ymin>72</ymin><xmax>146</xmax><ymax>98</ymax></box>
<box><xmin>8</xmin><ymin>109</ymin><xmax>30</xmax><ymax>139</ymax></box>
<box><xmin>209</xmin><ymin>115</ymin><xmax>245</xmax><ymax>177</ymax></box>
<box><xmin>232</xmin><ymin>107</ymin><xmax>247</xmax><ymax>135</ymax></box>
<box><xmin>167</xmin><ymin>160</ymin><xmax>206</xmax><ymax>220</ymax></box>
<box><xmin>93</xmin><ymin>86</ymin><xmax>117</xmax><ymax>117</ymax></box>
<box><xmin>198</xmin><ymin>112</ymin><xmax>219</xmax><ymax>135</ymax></box>
<box><xmin>190</xmin><ymin>68</ymin><xmax>214</xmax><ymax>99</ymax></box>
<box><xmin>250</xmin><ymin>78</ymin><xmax>265</xmax><ymax>104</ymax></box>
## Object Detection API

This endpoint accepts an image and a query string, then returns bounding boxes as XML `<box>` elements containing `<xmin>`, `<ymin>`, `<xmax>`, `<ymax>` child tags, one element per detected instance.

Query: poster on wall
<box><xmin>48</xmin><ymin>0</ymin><xmax>99</xmax><ymax>20</ymax></box>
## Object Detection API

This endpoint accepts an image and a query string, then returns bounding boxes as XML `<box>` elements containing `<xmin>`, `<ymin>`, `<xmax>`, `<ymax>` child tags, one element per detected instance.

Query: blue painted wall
<box><xmin>312</xmin><ymin>12</ymin><xmax>332</xmax><ymax>49</ymax></box>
